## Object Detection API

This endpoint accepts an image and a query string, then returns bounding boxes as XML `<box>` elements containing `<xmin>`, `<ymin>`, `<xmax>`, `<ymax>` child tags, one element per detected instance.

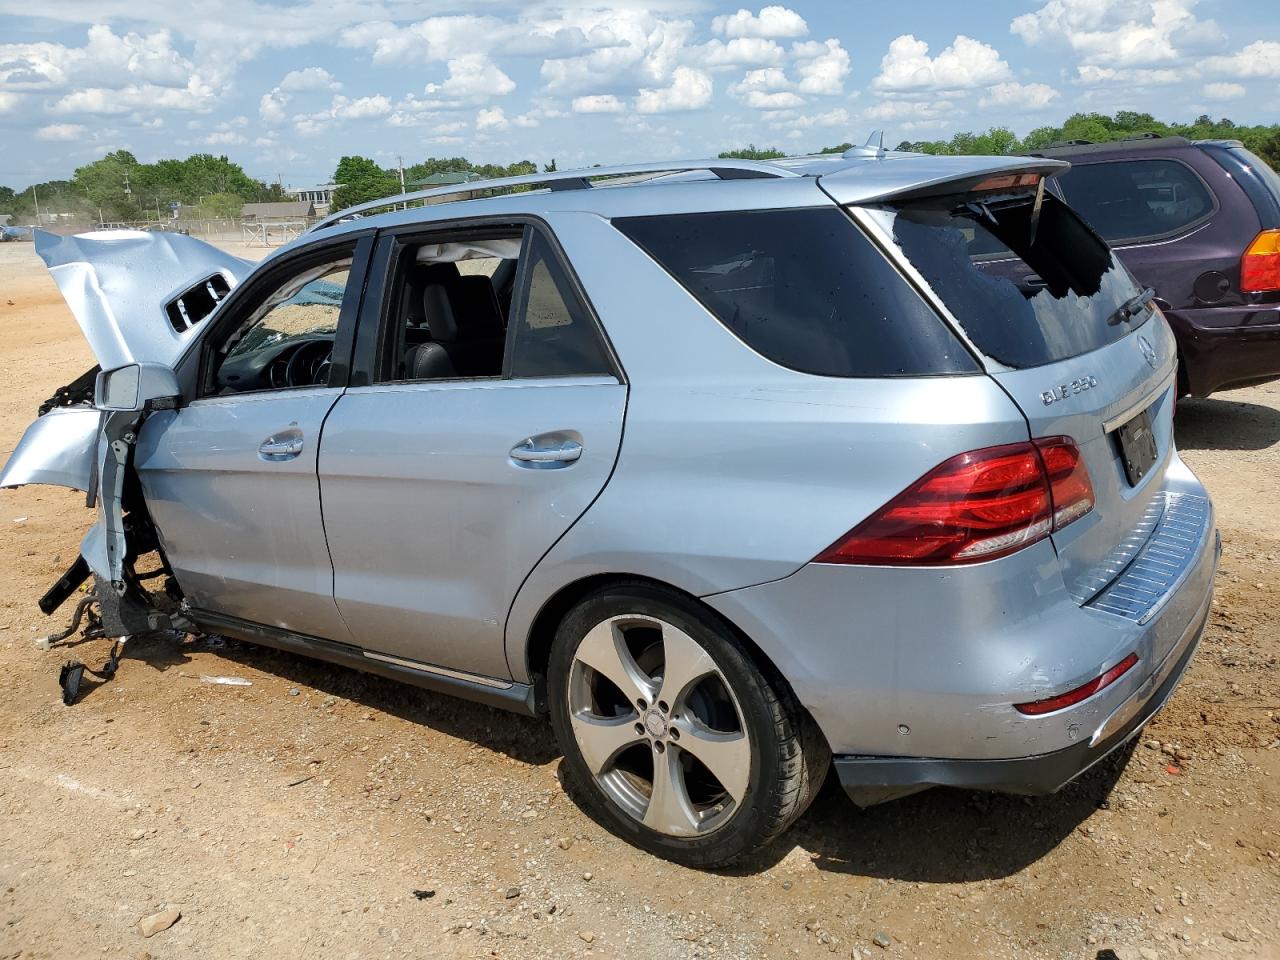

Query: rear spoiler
<box><xmin>818</xmin><ymin>155</ymin><xmax>1070</xmax><ymax>207</ymax></box>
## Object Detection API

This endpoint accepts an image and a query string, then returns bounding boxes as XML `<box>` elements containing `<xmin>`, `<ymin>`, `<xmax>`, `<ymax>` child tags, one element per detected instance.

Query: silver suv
<box><xmin>2</xmin><ymin>150</ymin><xmax>1220</xmax><ymax>867</ymax></box>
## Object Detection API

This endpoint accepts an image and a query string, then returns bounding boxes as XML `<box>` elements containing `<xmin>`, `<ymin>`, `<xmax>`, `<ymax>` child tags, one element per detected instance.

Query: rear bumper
<box><xmin>1166</xmin><ymin>302</ymin><xmax>1280</xmax><ymax>397</ymax></box>
<box><xmin>833</xmin><ymin>547</ymin><xmax>1214</xmax><ymax>802</ymax></box>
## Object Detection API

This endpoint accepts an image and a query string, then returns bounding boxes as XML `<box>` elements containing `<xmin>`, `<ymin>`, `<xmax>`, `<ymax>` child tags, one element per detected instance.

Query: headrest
<box><xmin>421</xmin><ymin>274</ymin><xmax>503</xmax><ymax>343</ymax></box>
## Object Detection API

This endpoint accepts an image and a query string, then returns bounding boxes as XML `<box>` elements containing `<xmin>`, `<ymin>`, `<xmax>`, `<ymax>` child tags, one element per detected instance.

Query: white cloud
<box><xmin>51</xmin><ymin>75</ymin><xmax>218</xmax><ymax>114</ymax></box>
<box><xmin>1202</xmin><ymin>81</ymin><xmax>1246</xmax><ymax>101</ymax></box>
<box><xmin>792</xmin><ymin>38</ymin><xmax>850</xmax><ymax>95</ymax></box>
<box><xmin>425</xmin><ymin>54</ymin><xmax>516</xmax><ymax>102</ymax></box>
<box><xmin>742</xmin><ymin>90</ymin><xmax>805</xmax><ymax>109</ymax></box>
<box><xmin>278</xmin><ymin>66</ymin><xmax>342</xmax><ymax>92</ymax></box>
<box><xmin>0</xmin><ymin>25</ymin><xmax>196</xmax><ymax>92</ymax></box>
<box><xmin>332</xmin><ymin>94</ymin><xmax>391</xmax><ymax>120</ymax></box>
<box><xmin>539</xmin><ymin>12</ymin><xmax>694</xmax><ymax>94</ymax></box>
<box><xmin>699</xmin><ymin>37</ymin><xmax>785</xmax><ymax>69</ymax></box>
<box><xmin>711</xmin><ymin>6</ymin><xmax>808</xmax><ymax>39</ymax></box>
<box><xmin>572</xmin><ymin>94</ymin><xmax>626</xmax><ymax>113</ymax></box>
<box><xmin>340</xmin><ymin>16</ymin><xmax>505</xmax><ymax>66</ymax></box>
<box><xmin>636</xmin><ymin>66</ymin><xmax>712</xmax><ymax>113</ymax></box>
<box><xmin>1204</xmin><ymin>41</ymin><xmax>1280</xmax><ymax>79</ymax></box>
<box><xmin>873</xmin><ymin>34</ymin><xmax>1011</xmax><ymax>93</ymax></box>
<box><xmin>36</xmin><ymin>123</ymin><xmax>87</xmax><ymax>141</ymax></box>
<box><xmin>0</xmin><ymin>92</ymin><xmax>17</xmax><ymax>113</ymax></box>
<box><xmin>259</xmin><ymin>89</ymin><xmax>289</xmax><ymax>123</ymax></box>
<box><xmin>476</xmin><ymin>106</ymin><xmax>508</xmax><ymax>130</ymax></box>
<box><xmin>978</xmin><ymin>81</ymin><xmax>1059</xmax><ymax>109</ymax></box>
<box><xmin>1075</xmin><ymin>64</ymin><xmax>1182</xmax><ymax>86</ymax></box>
<box><xmin>1011</xmin><ymin>0</ymin><xmax>1225</xmax><ymax>67</ymax></box>
<box><xmin>204</xmin><ymin>130</ymin><xmax>246</xmax><ymax>145</ymax></box>
<box><xmin>864</xmin><ymin>98</ymin><xmax>954</xmax><ymax>122</ymax></box>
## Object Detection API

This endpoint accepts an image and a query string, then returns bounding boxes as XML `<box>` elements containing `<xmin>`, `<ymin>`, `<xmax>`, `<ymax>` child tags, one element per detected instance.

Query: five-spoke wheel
<box><xmin>549</xmin><ymin>584</ymin><xmax>829</xmax><ymax>868</ymax></box>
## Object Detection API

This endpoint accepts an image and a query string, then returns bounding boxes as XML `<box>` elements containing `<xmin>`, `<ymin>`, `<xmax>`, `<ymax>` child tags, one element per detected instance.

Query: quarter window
<box><xmin>1056</xmin><ymin>159</ymin><xmax>1214</xmax><ymax>243</ymax></box>
<box><xmin>614</xmin><ymin>208</ymin><xmax>978</xmax><ymax>378</ymax></box>
<box><xmin>509</xmin><ymin>230</ymin><xmax>613</xmax><ymax>379</ymax></box>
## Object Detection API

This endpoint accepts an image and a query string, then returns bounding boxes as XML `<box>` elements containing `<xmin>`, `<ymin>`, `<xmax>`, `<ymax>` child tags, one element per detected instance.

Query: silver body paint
<box><xmin>0</xmin><ymin>151</ymin><xmax>1217</xmax><ymax>783</ymax></box>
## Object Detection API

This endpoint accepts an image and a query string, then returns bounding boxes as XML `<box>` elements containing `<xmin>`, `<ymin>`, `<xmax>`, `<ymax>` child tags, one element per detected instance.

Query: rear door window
<box><xmin>613</xmin><ymin>208</ymin><xmax>978</xmax><ymax>378</ymax></box>
<box><xmin>1055</xmin><ymin>159</ymin><xmax>1214</xmax><ymax>243</ymax></box>
<box><xmin>883</xmin><ymin>193</ymin><xmax>1148</xmax><ymax>369</ymax></box>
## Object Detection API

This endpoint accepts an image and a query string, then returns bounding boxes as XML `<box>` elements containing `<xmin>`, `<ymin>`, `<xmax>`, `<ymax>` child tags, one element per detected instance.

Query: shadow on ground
<box><xmin>111</xmin><ymin>632</ymin><xmax>1127</xmax><ymax>883</ymax></box>
<box><xmin>1175</xmin><ymin>395</ymin><xmax>1280</xmax><ymax>451</ymax></box>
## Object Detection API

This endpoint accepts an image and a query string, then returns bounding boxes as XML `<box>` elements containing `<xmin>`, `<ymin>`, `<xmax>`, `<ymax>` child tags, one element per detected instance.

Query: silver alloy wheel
<box><xmin>567</xmin><ymin>614</ymin><xmax>752</xmax><ymax>838</ymax></box>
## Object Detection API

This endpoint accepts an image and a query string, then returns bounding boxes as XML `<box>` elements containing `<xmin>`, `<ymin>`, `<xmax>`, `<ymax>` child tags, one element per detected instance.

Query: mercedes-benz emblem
<box><xmin>1137</xmin><ymin>335</ymin><xmax>1158</xmax><ymax>369</ymax></box>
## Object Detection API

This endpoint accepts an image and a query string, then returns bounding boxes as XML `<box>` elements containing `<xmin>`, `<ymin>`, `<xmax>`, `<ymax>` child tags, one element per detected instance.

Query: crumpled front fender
<box><xmin>0</xmin><ymin>406</ymin><xmax>100</xmax><ymax>492</ymax></box>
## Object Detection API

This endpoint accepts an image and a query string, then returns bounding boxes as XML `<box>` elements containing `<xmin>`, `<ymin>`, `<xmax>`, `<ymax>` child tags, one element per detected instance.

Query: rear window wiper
<box><xmin>1109</xmin><ymin>287</ymin><xmax>1155</xmax><ymax>326</ymax></box>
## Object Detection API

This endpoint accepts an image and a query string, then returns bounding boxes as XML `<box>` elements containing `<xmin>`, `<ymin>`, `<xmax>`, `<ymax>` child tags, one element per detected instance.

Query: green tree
<box><xmin>717</xmin><ymin>144</ymin><xmax>787</xmax><ymax>160</ymax></box>
<box><xmin>330</xmin><ymin>155</ymin><xmax>398</xmax><ymax>211</ymax></box>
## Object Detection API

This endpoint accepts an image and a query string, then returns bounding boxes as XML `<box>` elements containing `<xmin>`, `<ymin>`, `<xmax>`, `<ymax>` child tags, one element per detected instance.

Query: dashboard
<box><xmin>216</xmin><ymin>336</ymin><xmax>335</xmax><ymax>392</ymax></box>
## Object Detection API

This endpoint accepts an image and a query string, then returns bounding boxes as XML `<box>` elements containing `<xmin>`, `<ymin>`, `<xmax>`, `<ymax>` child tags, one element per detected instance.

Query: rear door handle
<box><xmin>259</xmin><ymin>426</ymin><xmax>304</xmax><ymax>461</ymax></box>
<box><xmin>510</xmin><ymin>436</ymin><xmax>582</xmax><ymax>468</ymax></box>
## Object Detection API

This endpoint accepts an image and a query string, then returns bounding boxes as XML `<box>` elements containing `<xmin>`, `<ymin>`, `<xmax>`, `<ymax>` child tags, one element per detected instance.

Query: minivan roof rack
<box><xmin>310</xmin><ymin>159</ymin><xmax>800</xmax><ymax>232</ymax></box>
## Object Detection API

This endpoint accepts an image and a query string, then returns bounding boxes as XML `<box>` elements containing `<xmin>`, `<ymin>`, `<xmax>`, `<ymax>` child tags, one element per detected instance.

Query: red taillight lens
<box><xmin>1241</xmin><ymin>228</ymin><xmax>1280</xmax><ymax>293</ymax></box>
<box><xmin>814</xmin><ymin>438</ymin><xmax>1094</xmax><ymax>566</ymax></box>
<box><xmin>1014</xmin><ymin>652</ymin><xmax>1138</xmax><ymax>716</ymax></box>
<box><xmin>1035</xmin><ymin>437</ymin><xmax>1095</xmax><ymax>529</ymax></box>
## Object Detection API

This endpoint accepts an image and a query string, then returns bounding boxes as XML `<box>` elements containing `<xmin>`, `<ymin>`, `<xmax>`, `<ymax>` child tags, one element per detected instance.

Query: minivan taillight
<box><xmin>1241</xmin><ymin>228</ymin><xmax>1280</xmax><ymax>293</ymax></box>
<box><xmin>814</xmin><ymin>438</ymin><xmax>1094</xmax><ymax>566</ymax></box>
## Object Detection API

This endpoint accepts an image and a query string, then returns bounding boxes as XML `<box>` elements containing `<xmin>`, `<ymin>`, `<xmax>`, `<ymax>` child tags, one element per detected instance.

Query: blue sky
<box><xmin>1</xmin><ymin>0</ymin><xmax>1278</xmax><ymax>190</ymax></box>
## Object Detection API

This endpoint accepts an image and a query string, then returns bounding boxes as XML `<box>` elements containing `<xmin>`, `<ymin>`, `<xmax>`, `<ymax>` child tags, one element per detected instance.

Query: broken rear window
<box><xmin>881</xmin><ymin>193</ymin><xmax>1149</xmax><ymax>369</ymax></box>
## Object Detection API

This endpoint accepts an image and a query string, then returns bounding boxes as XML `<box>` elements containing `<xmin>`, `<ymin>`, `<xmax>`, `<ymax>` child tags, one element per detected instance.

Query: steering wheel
<box><xmin>284</xmin><ymin>340</ymin><xmax>334</xmax><ymax>387</ymax></box>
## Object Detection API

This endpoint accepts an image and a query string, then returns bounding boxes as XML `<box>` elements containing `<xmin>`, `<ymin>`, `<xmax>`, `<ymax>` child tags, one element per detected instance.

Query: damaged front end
<box><xmin>1</xmin><ymin>230</ymin><xmax>254</xmax><ymax>700</ymax></box>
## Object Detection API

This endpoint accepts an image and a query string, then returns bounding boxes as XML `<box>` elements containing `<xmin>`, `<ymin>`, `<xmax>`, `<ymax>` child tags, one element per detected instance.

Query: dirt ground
<box><xmin>0</xmin><ymin>238</ymin><xmax>1277</xmax><ymax>960</ymax></box>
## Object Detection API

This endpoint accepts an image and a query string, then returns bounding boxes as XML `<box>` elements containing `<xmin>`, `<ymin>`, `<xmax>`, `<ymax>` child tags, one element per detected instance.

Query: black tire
<box><xmin>547</xmin><ymin>582</ymin><xmax>829</xmax><ymax>868</ymax></box>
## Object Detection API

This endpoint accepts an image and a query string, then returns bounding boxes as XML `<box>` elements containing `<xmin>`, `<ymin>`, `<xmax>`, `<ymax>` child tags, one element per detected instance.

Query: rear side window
<box><xmin>1056</xmin><ymin>159</ymin><xmax>1214</xmax><ymax>242</ymax></box>
<box><xmin>885</xmin><ymin>193</ymin><xmax>1147</xmax><ymax>369</ymax></box>
<box><xmin>613</xmin><ymin>208</ymin><xmax>978</xmax><ymax>378</ymax></box>
<box><xmin>508</xmin><ymin>229</ymin><xmax>614</xmax><ymax>379</ymax></box>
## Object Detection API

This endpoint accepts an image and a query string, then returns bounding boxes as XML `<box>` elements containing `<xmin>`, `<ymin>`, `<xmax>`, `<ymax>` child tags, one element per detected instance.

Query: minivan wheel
<box><xmin>547</xmin><ymin>584</ymin><xmax>829</xmax><ymax>868</ymax></box>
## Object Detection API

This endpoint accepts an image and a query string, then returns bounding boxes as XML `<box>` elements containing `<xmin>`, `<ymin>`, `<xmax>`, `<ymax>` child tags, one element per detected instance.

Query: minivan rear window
<box><xmin>613</xmin><ymin>208</ymin><xmax>979</xmax><ymax>378</ymax></box>
<box><xmin>883</xmin><ymin>193</ymin><xmax>1149</xmax><ymax>369</ymax></box>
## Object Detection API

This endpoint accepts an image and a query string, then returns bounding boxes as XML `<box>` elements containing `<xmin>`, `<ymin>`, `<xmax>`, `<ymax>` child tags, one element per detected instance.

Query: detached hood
<box><xmin>35</xmin><ymin>229</ymin><xmax>254</xmax><ymax>370</ymax></box>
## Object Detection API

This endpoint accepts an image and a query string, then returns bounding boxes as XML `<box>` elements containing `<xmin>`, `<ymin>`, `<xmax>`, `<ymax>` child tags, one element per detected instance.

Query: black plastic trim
<box><xmin>190</xmin><ymin>609</ymin><xmax>538</xmax><ymax>716</ymax></box>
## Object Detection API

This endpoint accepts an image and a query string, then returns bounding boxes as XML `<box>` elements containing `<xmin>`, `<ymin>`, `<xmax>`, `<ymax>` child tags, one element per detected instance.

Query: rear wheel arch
<box><xmin>521</xmin><ymin>574</ymin><xmax>816</xmax><ymax>735</ymax></box>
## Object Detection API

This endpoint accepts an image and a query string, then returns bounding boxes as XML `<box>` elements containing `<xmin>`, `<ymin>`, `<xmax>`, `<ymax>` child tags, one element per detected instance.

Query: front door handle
<box><xmin>259</xmin><ymin>426</ymin><xmax>304</xmax><ymax>462</ymax></box>
<box><xmin>510</xmin><ymin>436</ymin><xmax>582</xmax><ymax>468</ymax></box>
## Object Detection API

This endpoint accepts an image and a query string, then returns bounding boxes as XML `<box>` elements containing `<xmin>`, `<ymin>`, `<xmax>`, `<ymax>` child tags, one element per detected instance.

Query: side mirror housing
<box><xmin>94</xmin><ymin>362</ymin><xmax>181</xmax><ymax>412</ymax></box>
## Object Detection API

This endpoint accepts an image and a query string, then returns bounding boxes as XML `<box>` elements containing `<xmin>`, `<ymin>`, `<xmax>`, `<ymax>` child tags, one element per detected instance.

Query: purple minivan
<box><xmin>1029</xmin><ymin>135</ymin><xmax>1280</xmax><ymax>398</ymax></box>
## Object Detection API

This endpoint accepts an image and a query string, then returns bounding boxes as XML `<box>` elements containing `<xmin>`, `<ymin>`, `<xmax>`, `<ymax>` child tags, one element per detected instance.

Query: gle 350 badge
<box><xmin>1041</xmin><ymin>375</ymin><xmax>1099</xmax><ymax>406</ymax></box>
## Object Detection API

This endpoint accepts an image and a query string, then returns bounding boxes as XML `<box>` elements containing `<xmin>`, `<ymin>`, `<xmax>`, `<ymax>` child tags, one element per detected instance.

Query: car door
<box><xmin>134</xmin><ymin>235</ymin><xmax>372</xmax><ymax>642</ymax></box>
<box><xmin>319</xmin><ymin>222</ymin><xmax>626</xmax><ymax>680</ymax></box>
<box><xmin>1053</xmin><ymin>155</ymin><xmax>1243</xmax><ymax>311</ymax></box>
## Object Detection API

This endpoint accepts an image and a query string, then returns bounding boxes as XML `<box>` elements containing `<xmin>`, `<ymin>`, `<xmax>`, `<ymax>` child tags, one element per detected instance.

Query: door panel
<box><xmin>136</xmin><ymin>388</ymin><xmax>355</xmax><ymax>642</ymax></box>
<box><xmin>319</xmin><ymin>377</ymin><xmax>625</xmax><ymax>678</ymax></box>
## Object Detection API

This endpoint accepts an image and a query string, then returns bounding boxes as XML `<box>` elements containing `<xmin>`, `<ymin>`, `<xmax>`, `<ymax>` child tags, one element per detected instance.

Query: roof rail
<box><xmin>310</xmin><ymin>159</ymin><xmax>800</xmax><ymax>232</ymax></box>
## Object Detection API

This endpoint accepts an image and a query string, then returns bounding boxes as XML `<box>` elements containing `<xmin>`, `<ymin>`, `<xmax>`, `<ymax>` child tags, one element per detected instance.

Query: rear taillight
<box><xmin>814</xmin><ymin>438</ymin><xmax>1094</xmax><ymax>566</ymax></box>
<box><xmin>1014</xmin><ymin>652</ymin><xmax>1138</xmax><ymax>716</ymax></box>
<box><xmin>1241</xmin><ymin>228</ymin><xmax>1280</xmax><ymax>293</ymax></box>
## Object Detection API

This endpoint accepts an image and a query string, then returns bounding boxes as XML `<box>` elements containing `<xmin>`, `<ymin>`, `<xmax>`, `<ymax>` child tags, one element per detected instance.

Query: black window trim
<box><xmin>192</xmin><ymin>231</ymin><xmax>376</xmax><ymax>401</ymax></box>
<box><xmin>1056</xmin><ymin>155</ymin><xmax>1220</xmax><ymax>247</ymax></box>
<box><xmin>351</xmin><ymin>214</ymin><xmax>625</xmax><ymax>388</ymax></box>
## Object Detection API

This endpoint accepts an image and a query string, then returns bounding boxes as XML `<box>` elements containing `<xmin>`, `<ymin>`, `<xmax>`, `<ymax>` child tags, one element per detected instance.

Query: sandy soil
<box><xmin>0</xmin><ymin>239</ymin><xmax>1277</xmax><ymax>960</ymax></box>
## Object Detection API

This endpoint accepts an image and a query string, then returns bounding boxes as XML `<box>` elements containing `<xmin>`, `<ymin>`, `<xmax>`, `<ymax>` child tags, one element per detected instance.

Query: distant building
<box><xmin>0</xmin><ymin>214</ymin><xmax>12</xmax><ymax>226</ymax></box>
<box><xmin>241</xmin><ymin>200</ymin><xmax>314</xmax><ymax>221</ymax></box>
<box><xmin>285</xmin><ymin>183</ymin><xmax>338</xmax><ymax>214</ymax></box>
<box><xmin>406</xmin><ymin>171</ymin><xmax>485</xmax><ymax>203</ymax></box>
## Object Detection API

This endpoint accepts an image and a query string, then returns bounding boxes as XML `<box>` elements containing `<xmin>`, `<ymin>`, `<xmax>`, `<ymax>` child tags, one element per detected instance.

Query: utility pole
<box><xmin>122</xmin><ymin>171</ymin><xmax>132</xmax><ymax>222</ymax></box>
<box><xmin>398</xmin><ymin>155</ymin><xmax>406</xmax><ymax>209</ymax></box>
<box><xmin>31</xmin><ymin>184</ymin><xmax>41</xmax><ymax>226</ymax></box>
